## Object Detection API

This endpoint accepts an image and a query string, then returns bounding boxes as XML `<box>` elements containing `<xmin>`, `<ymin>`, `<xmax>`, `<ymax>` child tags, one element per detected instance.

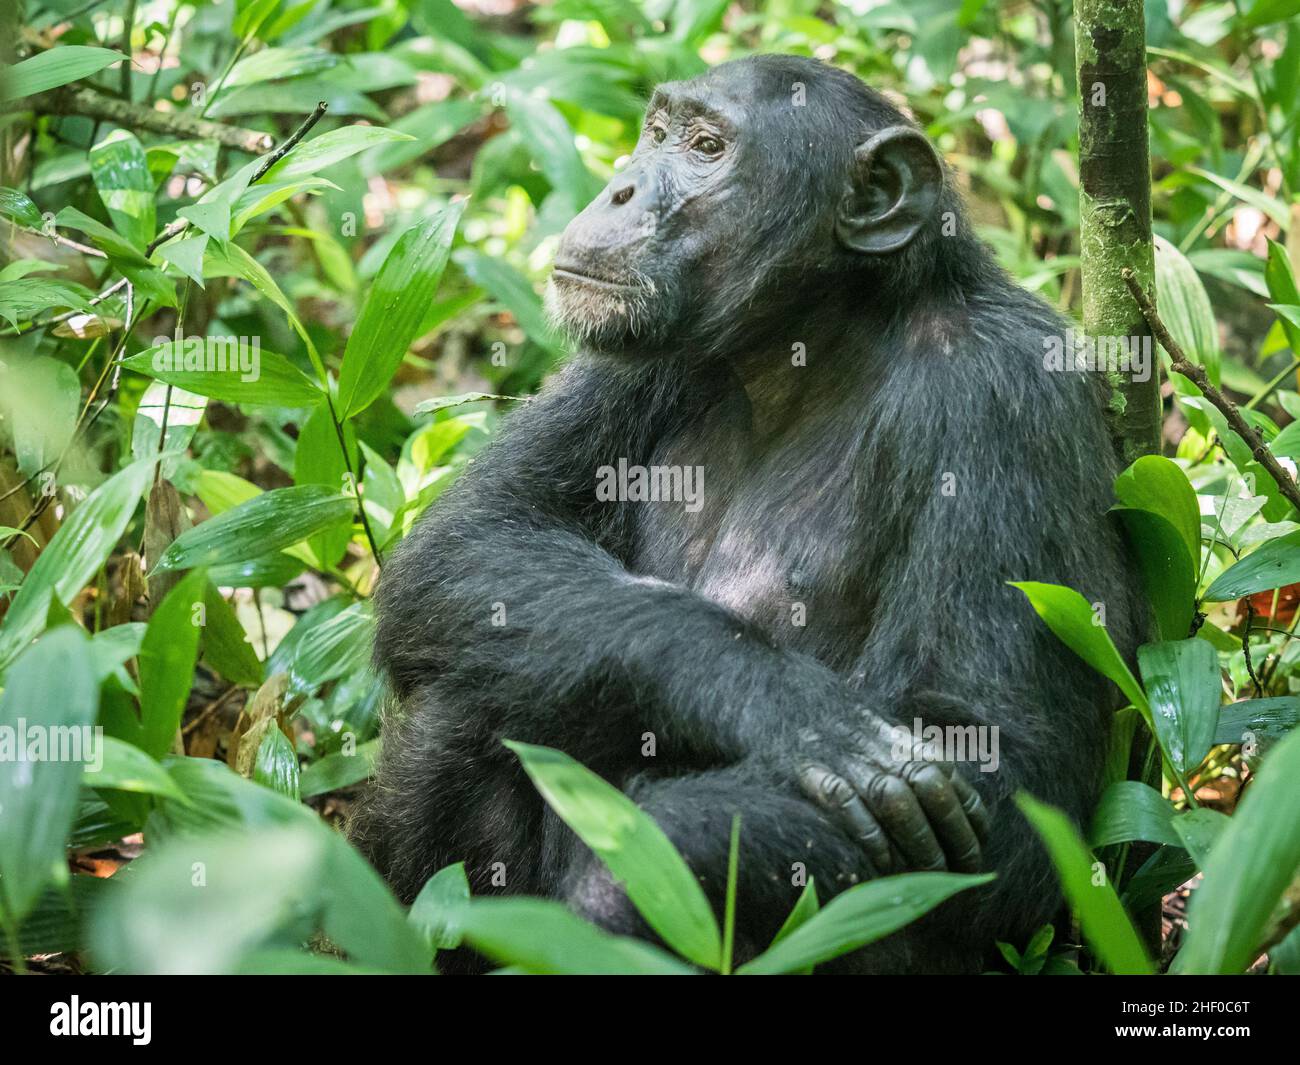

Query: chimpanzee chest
<box><xmin>626</xmin><ymin>429</ymin><xmax>873</xmax><ymax>669</ymax></box>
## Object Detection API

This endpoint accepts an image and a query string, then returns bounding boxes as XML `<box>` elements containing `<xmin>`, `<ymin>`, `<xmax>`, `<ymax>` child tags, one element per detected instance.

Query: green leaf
<box><xmin>288</xmin><ymin>601</ymin><xmax>372</xmax><ymax>695</ymax></box>
<box><xmin>253</xmin><ymin>727</ymin><xmax>300</xmax><ymax>801</ymax></box>
<box><xmin>88</xmin><ymin>821</ymin><xmax>430</xmax><ymax>974</ymax></box>
<box><xmin>0</xmin><ymin>46</ymin><xmax>126</xmax><ymax>102</ymax></box>
<box><xmin>136</xmin><ymin>569</ymin><xmax>207</xmax><ymax>758</ymax></box>
<box><xmin>1214</xmin><ymin>696</ymin><xmax>1299</xmax><ymax>755</ymax></box>
<box><xmin>1204</xmin><ymin>529</ymin><xmax>1300</xmax><ymax>601</ymax></box>
<box><xmin>411</xmin><ymin>391</ymin><xmax>513</xmax><ymax>417</ymax></box>
<box><xmin>1009</xmin><ymin>582</ymin><xmax>1149</xmax><ymax>718</ymax></box>
<box><xmin>503</xmin><ymin>91</ymin><xmax>601</xmax><ymax>213</ymax></box>
<box><xmin>257</xmin><ymin>126</ymin><xmax>413</xmax><ymax>185</ymax></box>
<box><xmin>1016</xmin><ymin>794</ymin><xmax>1154</xmax><ymax>975</ymax></box>
<box><xmin>1154</xmin><ymin>236</ymin><xmax>1220</xmax><ymax>384</ymax></box>
<box><xmin>1113</xmin><ymin>455</ymin><xmax>1202</xmax><ymax>572</ymax></box>
<box><xmin>154</xmin><ymin>484</ymin><xmax>356</xmax><ymax>572</ymax></box>
<box><xmin>299</xmin><ymin>738</ymin><xmax>380</xmax><ymax>798</ymax></box>
<box><xmin>409</xmin><ymin>863</ymin><xmax>470</xmax><ymax>952</ymax></box>
<box><xmin>457</xmin><ymin>897</ymin><xmax>695</xmax><ymax>975</ymax></box>
<box><xmin>0</xmin><ymin>628</ymin><xmax>100</xmax><ymax>924</ymax></box>
<box><xmin>1113</xmin><ymin>509</ymin><xmax>1196</xmax><ymax>641</ymax></box>
<box><xmin>337</xmin><ymin>205</ymin><xmax>464</xmax><ymax>418</ymax></box>
<box><xmin>0</xmin><ymin>186</ymin><xmax>45</xmax><ymax>229</ymax></box>
<box><xmin>1089</xmin><ymin>780</ymin><xmax>1180</xmax><ymax>848</ymax></box>
<box><xmin>293</xmin><ymin>403</ymin><xmax>355</xmax><ymax>569</ymax></box>
<box><xmin>506</xmin><ymin>740</ymin><xmax>722</xmax><ymax>970</ymax></box>
<box><xmin>0</xmin><ymin>457</ymin><xmax>155</xmax><ymax>672</ymax></box>
<box><xmin>89</xmin><ymin>129</ymin><xmax>155</xmax><ymax>248</ymax></box>
<box><xmin>1171</xmin><ymin>808</ymin><xmax>1230</xmax><ymax>869</ymax></box>
<box><xmin>201</xmin><ymin>583</ymin><xmax>264</xmax><ymax>688</ymax></box>
<box><xmin>1174</xmin><ymin>727</ymin><xmax>1300</xmax><ymax>973</ymax></box>
<box><xmin>738</xmin><ymin>872</ymin><xmax>992</xmax><ymax>975</ymax></box>
<box><xmin>86</xmin><ymin>737</ymin><xmax>190</xmax><ymax>804</ymax></box>
<box><xmin>1136</xmin><ymin>639</ymin><xmax>1221</xmax><ymax>779</ymax></box>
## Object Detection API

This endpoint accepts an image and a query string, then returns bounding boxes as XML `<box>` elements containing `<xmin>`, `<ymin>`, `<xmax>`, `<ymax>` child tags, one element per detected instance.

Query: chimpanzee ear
<box><xmin>835</xmin><ymin>126</ymin><xmax>943</xmax><ymax>255</ymax></box>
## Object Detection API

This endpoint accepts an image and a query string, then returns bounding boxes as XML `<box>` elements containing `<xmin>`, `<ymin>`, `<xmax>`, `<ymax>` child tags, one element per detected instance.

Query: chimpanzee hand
<box><xmin>790</xmin><ymin>715</ymin><xmax>991</xmax><ymax>876</ymax></box>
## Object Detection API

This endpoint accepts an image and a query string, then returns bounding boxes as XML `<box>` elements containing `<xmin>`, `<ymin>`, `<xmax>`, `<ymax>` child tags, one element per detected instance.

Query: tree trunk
<box><xmin>1075</xmin><ymin>0</ymin><xmax>1160</xmax><ymax>464</ymax></box>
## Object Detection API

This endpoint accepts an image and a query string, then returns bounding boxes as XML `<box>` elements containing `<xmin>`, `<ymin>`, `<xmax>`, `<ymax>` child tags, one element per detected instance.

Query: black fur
<box><xmin>352</xmin><ymin>55</ymin><xmax>1143</xmax><ymax>973</ymax></box>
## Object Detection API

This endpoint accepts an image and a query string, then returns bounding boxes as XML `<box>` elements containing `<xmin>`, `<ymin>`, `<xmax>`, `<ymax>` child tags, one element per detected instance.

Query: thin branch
<box><xmin>1122</xmin><ymin>268</ymin><xmax>1300</xmax><ymax>516</ymax></box>
<box><xmin>22</xmin><ymin>86</ymin><xmax>274</xmax><ymax>155</ymax></box>
<box><xmin>251</xmin><ymin>101</ymin><xmax>327</xmax><ymax>182</ymax></box>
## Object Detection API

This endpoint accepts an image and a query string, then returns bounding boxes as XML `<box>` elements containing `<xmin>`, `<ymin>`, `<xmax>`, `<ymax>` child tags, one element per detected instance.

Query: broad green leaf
<box><xmin>293</xmin><ymin>403</ymin><xmax>356</xmax><ymax>569</ymax></box>
<box><xmin>503</xmin><ymin>91</ymin><xmax>601</xmax><ymax>213</ymax></box>
<box><xmin>0</xmin><ymin>628</ymin><xmax>100</xmax><ymax>923</ymax></box>
<box><xmin>1113</xmin><ymin>509</ymin><xmax>1196</xmax><ymax>641</ymax></box>
<box><xmin>1214</xmin><ymin>696</ymin><xmax>1299</xmax><ymax>756</ymax></box>
<box><xmin>738</xmin><ymin>872</ymin><xmax>992</xmax><ymax>974</ymax></box>
<box><xmin>0</xmin><ymin>186</ymin><xmax>45</xmax><ymax>228</ymax></box>
<box><xmin>154</xmin><ymin>485</ymin><xmax>355</xmax><ymax>572</ymax></box>
<box><xmin>1171</xmin><ymin>808</ymin><xmax>1230</xmax><ymax>869</ymax></box>
<box><xmin>506</xmin><ymin>740</ymin><xmax>722</xmax><ymax>970</ymax></box>
<box><xmin>0</xmin><ymin>46</ymin><xmax>126</xmax><ymax>102</ymax></box>
<box><xmin>299</xmin><ymin>738</ymin><xmax>380</xmax><ymax>798</ymax></box>
<box><xmin>90</xmin><ymin>129</ymin><xmax>155</xmax><ymax>248</ymax></box>
<box><xmin>1009</xmin><ymin>582</ymin><xmax>1149</xmax><ymax>718</ymax></box>
<box><xmin>1089</xmin><ymin>780</ymin><xmax>1180</xmax><ymax>848</ymax></box>
<box><xmin>1016</xmin><ymin>794</ymin><xmax>1155</xmax><ymax>975</ymax></box>
<box><xmin>337</xmin><ymin>204</ymin><xmax>464</xmax><ymax>418</ymax></box>
<box><xmin>1174</xmin><ymin>727</ymin><xmax>1300</xmax><ymax>973</ymax></box>
<box><xmin>0</xmin><ymin>457</ymin><xmax>155</xmax><ymax>672</ymax></box>
<box><xmin>201</xmin><ymin>583</ymin><xmax>265</xmax><ymax>688</ymax></box>
<box><xmin>89</xmin><ymin>821</ymin><xmax>429</xmax><ymax>974</ymax></box>
<box><xmin>136</xmin><ymin>569</ymin><xmax>207</xmax><ymax>758</ymax></box>
<box><xmin>1154</xmin><ymin>236</ymin><xmax>1220</xmax><ymax>384</ymax></box>
<box><xmin>411</xmin><ymin>391</ymin><xmax>513</xmax><ymax>417</ymax></box>
<box><xmin>253</xmin><ymin>727</ymin><xmax>300</xmax><ymax>801</ymax></box>
<box><xmin>457</xmin><ymin>248</ymin><xmax>565</xmax><ymax>357</ymax></box>
<box><xmin>86</xmin><ymin>737</ymin><xmax>190</xmax><ymax>804</ymax></box>
<box><xmin>1204</xmin><ymin>529</ymin><xmax>1300</xmax><ymax>601</ymax></box>
<box><xmin>288</xmin><ymin>600</ymin><xmax>372</xmax><ymax>695</ymax></box>
<box><xmin>409</xmin><ymin>863</ymin><xmax>470</xmax><ymax>952</ymax></box>
<box><xmin>1136</xmin><ymin>639</ymin><xmax>1221</xmax><ymax>778</ymax></box>
<box><xmin>1265</xmin><ymin>239</ymin><xmax>1300</xmax><ymax>355</ymax></box>
<box><xmin>1240</xmin><ymin>0</ymin><xmax>1300</xmax><ymax>28</ymax></box>
<box><xmin>457</xmin><ymin>897</ymin><xmax>695</xmax><ymax>975</ymax></box>
<box><xmin>257</xmin><ymin>126</ymin><xmax>413</xmax><ymax>185</ymax></box>
<box><xmin>1113</xmin><ymin>455</ymin><xmax>1202</xmax><ymax>570</ymax></box>
<box><xmin>224</xmin><ymin>46</ymin><xmax>338</xmax><ymax>89</ymax></box>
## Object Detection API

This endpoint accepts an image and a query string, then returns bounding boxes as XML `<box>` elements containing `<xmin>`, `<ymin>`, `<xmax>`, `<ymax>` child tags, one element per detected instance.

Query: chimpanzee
<box><xmin>352</xmin><ymin>54</ymin><xmax>1143</xmax><ymax>973</ymax></box>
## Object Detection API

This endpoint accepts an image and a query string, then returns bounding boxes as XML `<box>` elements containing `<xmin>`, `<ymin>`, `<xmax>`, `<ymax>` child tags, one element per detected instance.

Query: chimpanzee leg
<box><xmin>560</xmin><ymin>765</ymin><xmax>979</xmax><ymax>973</ymax></box>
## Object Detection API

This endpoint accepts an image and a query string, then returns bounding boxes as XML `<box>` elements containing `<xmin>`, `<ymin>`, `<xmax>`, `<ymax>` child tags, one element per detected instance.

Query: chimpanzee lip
<box><xmin>552</xmin><ymin>264</ymin><xmax>637</xmax><ymax>291</ymax></box>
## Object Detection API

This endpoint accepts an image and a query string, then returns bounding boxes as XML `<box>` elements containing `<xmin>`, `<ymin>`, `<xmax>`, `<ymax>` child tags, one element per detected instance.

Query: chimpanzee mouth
<box><xmin>551</xmin><ymin>264</ymin><xmax>640</xmax><ymax>292</ymax></box>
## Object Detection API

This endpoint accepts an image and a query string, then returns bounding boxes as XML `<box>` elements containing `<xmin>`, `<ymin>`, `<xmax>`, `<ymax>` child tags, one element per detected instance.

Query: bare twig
<box><xmin>21</xmin><ymin>86</ymin><xmax>274</xmax><ymax>154</ymax></box>
<box><xmin>251</xmin><ymin>101</ymin><xmax>328</xmax><ymax>182</ymax></box>
<box><xmin>1122</xmin><ymin>268</ymin><xmax>1300</xmax><ymax>515</ymax></box>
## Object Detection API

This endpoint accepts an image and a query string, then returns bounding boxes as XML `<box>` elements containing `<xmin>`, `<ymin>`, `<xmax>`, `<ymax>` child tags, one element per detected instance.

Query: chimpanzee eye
<box><xmin>693</xmin><ymin>135</ymin><xmax>723</xmax><ymax>156</ymax></box>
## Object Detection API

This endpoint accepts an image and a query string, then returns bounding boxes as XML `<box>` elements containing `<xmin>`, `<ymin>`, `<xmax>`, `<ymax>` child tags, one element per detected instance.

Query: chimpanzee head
<box><xmin>545</xmin><ymin>54</ymin><xmax>959</xmax><ymax>357</ymax></box>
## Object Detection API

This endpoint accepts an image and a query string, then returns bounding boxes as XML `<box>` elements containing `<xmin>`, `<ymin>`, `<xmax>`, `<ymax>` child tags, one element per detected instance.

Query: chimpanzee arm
<box><xmin>846</xmin><ymin>292</ymin><xmax>1143</xmax><ymax>830</ymax></box>
<box><xmin>377</xmin><ymin>356</ymin><xmax>857</xmax><ymax>760</ymax></box>
<box><xmin>375</xmin><ymin>355</ymin><xmax>988</xmax><ymax>873</ymax></box>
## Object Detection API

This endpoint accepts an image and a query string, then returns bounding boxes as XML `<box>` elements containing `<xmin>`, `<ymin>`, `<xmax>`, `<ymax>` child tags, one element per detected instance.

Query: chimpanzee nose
<box><xmin>610</xmin><ymin>183</ymin><xmax>635</xmax><ymax>206</ymax></box>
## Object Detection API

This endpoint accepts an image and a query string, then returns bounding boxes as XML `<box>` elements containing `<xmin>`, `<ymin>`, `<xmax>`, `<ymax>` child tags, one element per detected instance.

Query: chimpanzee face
<box><xmin>544</xmin><ymin>57</ymin><xmax>943</xmax><ymax>357</ymax></box>
<box><xmin>545</xmin><ymin>67</ymin><xmax>755</xmax><ymax>356</ymax></box>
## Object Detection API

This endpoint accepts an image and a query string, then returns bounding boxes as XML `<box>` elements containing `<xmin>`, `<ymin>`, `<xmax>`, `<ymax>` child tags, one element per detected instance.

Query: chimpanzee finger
<box><xmin>797</xmin><ymin>764</ymin><xmax>891</xmax><ymax>875</ymax></box>
<box><xmin>948</xmin><ymin>771</ymin><xmax>992</xmax><ymax>843</ymax></box>
<box><xmin>901</xmin><ymin>762</ymin><xmax>982</xmax><ymax>872</ymax></box>
<box><xmin>863</xmin><ymin>771</ymin><xmax>947</xmax><ymax>871</ymax></box>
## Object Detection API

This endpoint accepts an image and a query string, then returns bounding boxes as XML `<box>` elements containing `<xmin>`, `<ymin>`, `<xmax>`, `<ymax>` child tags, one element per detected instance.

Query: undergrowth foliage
<box><xmin>0</xmin><ymin>0</ymin><xmax>1298</xmax><ymax>974</ymax></box>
